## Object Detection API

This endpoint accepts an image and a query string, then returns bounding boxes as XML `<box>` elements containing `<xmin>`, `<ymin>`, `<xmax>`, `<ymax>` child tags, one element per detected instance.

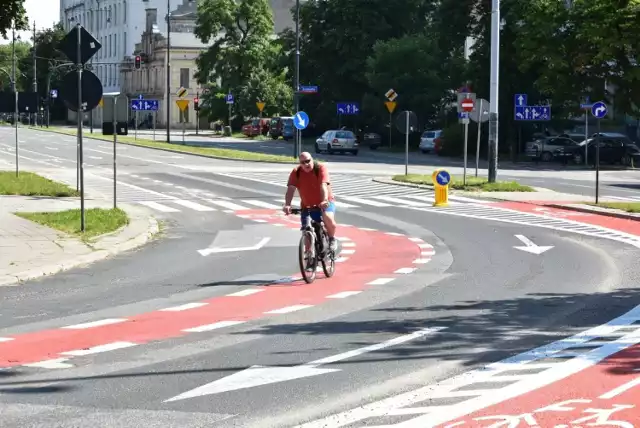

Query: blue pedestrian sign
<box><xmin>130</xmin><ymin>99</ymin><xmax>159</xmax><ymax>111</ymax></box>
<box><xmin>514</xmin><ymin>94</ymin><xmax>527</xmax><ymax>107</ymax></box>
<box><xmin>293</xmin><ymin>111</ymin><xmax>309</xmax><ymax>130</ymax></box>
<box><xmin>337</xmin><ymin>102</ymin><xmax>359</xmax><ymax>115</ymax></box>
<box><xmin>50</xmin><ymin>89</ymin><xmax>58</xmax><ymax>99</ymax></box>
<box><xmin>591</xmin><ymin>101</ymin><xmax>607</xmax><ymax>119</ymax></box>
<box><xmin>436</xmin><ymin>170</ymin><xmax>451</xmax><ymax>186</ymax></box>
<box><xmin>225</xmin><ymin>94</ymin><xmax>234</xmax><ymax>104</ymax></box>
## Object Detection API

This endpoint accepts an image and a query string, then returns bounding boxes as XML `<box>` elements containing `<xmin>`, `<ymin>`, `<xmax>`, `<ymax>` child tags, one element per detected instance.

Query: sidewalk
<box><xmin>0</xmin><ymin>196</ymin><xmax>159</xmax><ymax>286</ymax></box>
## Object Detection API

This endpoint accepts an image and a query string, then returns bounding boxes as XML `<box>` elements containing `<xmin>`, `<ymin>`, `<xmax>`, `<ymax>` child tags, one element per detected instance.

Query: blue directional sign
<box><xmin>225</xmin><ymin>93</ymin><xmax>234</xmax><ymax>104</ymax></box>
<box><xmin>299</xmin><ymin>85</ymin><xmax>318</xmax><ymax>94</ymax></box>
<box><xmin>130</xmin><ymin>99</ymin><xmax>159</xmax><ymax>111</ymax></box>
<box><xmin>436</xmin><ymin>170</ymin><xmax>451</xmax><ymax>186</ymax></box>
<box><xmin>337</xmin><ymin>102</ymin><xmax>359</xmax><ymax>115</ymax></box>
<box><xmin>138</xmin><ymin>94</ymin><xmax>144</xmax><ymax>100</ymax></box>
<box><xmin>50</xmin><ymin>89</ymin><xmax>58</xmax><ymax>99</ymax></box>
<box><xmin>514</xmin><ymin>94</ymin><xmax>527</xmax><ymax>107</ymax></box>
<box><xmin>514</xmin><ymin>105</ymin><xmax>551</xmax><ymax>121</ymax></box>
<box><xmin>458</xmin><ymin>112</ymin><xmax>469</xmax><ymax>119</ymax></box>
<box><xmin>591</xmin><ymin>101</ymin><xmax>607</xmax><ymax>119</ymax></box>
<box><xmin>293</xmin><ymin>111</ymin><xmax>309</xmax><ymax>130</ymax></box>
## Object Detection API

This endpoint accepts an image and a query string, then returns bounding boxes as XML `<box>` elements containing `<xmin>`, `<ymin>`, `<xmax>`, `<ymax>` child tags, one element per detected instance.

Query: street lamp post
<box><xmin>487</xmin><ymin>0</ymin><xmax>500</xmax><ymax>183</ymax></box>
<box><xmin>46</xmin><ymin>62</ymin><xmax>74</xmax><ymax>127</ymax></box>
<box><xmin>12</xmin><ymin>22</ymin><xmax>18</xmax><ymax>176</ymax></box>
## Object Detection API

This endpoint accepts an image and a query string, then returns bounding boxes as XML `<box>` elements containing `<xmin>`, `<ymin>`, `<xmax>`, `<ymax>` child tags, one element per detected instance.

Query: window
<box><xmin>124</xmin><ymin>32</ymin><xmax>127</xmax><ymax>56</ymax></box>
<box><xmin>123</xmin><ymin>1</ymin><xmax>127</xmax><ymax>23</ymax></box>
<box><xmin>179</xmin><ymin>68</ymin><xmax>190</xmax><ymax>88</ymax></box>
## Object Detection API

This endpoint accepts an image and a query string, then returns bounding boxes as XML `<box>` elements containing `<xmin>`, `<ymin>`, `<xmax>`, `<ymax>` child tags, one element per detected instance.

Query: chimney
<box><xmin>145</xmin><ymin>8</ymin><xmax>158</xmax><ymax>33</ymax></box>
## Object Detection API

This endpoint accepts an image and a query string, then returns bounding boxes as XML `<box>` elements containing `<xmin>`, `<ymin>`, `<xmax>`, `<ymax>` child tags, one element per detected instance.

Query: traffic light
<box><xmin>194</xmin><ymin>96</ymin><xmax>199</xmax><ymax>111</ymax></box>
<box><xmin>134</xmin><ymin>55</ymin><xmax>141</xmax><ymax>69</ymax></box>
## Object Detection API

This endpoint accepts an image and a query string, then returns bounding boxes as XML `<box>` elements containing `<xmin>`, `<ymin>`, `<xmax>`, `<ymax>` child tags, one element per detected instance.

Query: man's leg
<box><xmin>322</xmin><ymin>202</ymin><xmax>337</xmax><ymax>251</ymax></box>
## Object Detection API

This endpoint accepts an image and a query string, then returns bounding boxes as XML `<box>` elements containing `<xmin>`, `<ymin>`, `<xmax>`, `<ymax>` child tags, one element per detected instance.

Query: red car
<box><xmin>242</xmin><ymin>118</ymin><xmax>270</xmax><ymax>137</ymax></box>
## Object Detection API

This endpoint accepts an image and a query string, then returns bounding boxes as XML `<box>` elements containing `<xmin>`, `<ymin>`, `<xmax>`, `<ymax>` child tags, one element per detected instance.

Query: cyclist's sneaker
<box><xmin>329</xmin><ymin>237</ymin><xmax>337</xmax><ymax>252</ymax></box>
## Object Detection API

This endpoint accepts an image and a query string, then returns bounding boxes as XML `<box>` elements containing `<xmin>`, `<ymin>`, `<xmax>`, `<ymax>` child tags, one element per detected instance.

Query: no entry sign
<box><xmin>461</xmin><ymin>98</ymin><xmax>474</xmax><ymax>112</ymax></box>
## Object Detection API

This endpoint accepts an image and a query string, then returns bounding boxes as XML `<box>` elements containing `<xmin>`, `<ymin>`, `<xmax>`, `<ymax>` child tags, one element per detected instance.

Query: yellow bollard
<box><xmin>432</xmin><ymin>169</ymin><xmax>451</xmax><ymax>207</ymax></box>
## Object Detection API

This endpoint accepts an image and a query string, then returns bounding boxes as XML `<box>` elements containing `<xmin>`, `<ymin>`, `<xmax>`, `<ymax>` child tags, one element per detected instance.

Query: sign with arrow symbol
<box><xmin>513</xmin><ymin>234</ymin><xmax>554</xmax><ymax>255</ymax></box>
<box><xmin>163</xmin><ymin>327</ymin><xmax>445</xmax><ymax>402</ymax></box>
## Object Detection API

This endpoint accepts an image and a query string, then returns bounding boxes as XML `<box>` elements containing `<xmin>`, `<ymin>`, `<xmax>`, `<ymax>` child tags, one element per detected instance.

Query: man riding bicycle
<box><xmin>283</xmin><ymin>152</ymin><xmax>338</xmax><ymax>252</ymax></box>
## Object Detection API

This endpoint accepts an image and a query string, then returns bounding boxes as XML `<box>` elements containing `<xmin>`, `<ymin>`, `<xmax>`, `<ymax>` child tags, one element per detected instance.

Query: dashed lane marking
<box><xmin>60</xmin><ymin>342</ymin><xmax>137</xmax><ymax>356</ymax></box>
<box><xmin>62</xmin><ymin>319</ymin><xmax>128</xmax><ymax>329</ymax></box>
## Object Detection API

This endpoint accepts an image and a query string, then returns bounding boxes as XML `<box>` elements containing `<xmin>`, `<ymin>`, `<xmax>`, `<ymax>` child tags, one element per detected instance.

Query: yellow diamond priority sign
<box><xmin>176</xmin><ymin>99</ymin><xmax>189</xmax><ymax>111</ymax></box>
<box><xmin>177</xmin><ymin>87</ymin><xmax>188</xmax><ymax>98</ymax></box>
<box><xmin>256</xmin><ymin>101</ymin><xmax>265</xmax><ymax>112</ymax></box>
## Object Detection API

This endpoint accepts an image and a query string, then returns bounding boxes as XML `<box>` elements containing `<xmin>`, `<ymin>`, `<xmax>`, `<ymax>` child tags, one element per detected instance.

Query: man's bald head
<box><xmin>299</xmin><ymin>152</ymin><xmax>313</xmax><ymax>170</ymax></box>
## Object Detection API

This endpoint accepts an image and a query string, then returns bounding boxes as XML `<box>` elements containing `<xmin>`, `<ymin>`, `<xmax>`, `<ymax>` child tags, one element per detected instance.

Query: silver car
<box><xmin>419</xmin><ymin>130</ymin><xmax>442</xmax><ymax>154</ymax></box>
<box><xmin>315</xmin><ymin>130</ymin><xmax>359</xmax><ymax>155</ymax></box>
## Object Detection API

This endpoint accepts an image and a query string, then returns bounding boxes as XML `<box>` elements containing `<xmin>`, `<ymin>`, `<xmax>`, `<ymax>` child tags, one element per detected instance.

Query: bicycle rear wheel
<box><xmin>298</xmin><ymin>231</ymin><xmax>317</xmax><ymax>284</ymax></box>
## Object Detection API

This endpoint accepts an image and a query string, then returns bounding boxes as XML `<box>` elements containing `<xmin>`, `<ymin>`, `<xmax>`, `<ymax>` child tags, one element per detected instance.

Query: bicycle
<box><xmin>289</xmin><ymin>206</ymin><xmax>336</xmax><ymax>284</ymax></box>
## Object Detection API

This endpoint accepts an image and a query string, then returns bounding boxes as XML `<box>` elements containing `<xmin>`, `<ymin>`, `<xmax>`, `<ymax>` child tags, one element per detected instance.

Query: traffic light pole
<box><xmin>165</xmin><ymin>0</ymin><xmax>171</xmax><ymax>145</ymax></box>
<box><xmin>76</xmin><ymin>23</ymin><xmax>86</xmax><ymax>232</ymax></box>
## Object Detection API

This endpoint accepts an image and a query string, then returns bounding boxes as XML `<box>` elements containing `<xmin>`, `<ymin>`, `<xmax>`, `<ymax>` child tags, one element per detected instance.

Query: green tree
<box><xmin>18</xmin><ymin>23</ymin><xmax>68</xmax><ymax>97</ymax></box>
<box><xmin>0</xmin><ymin>0</ymin><xmax>28</xmax><ymax>39</ymax></box>
<box><xmin>0</xmin><ymin>39</ymin><xmax>30</xmax><ymax>91</ymax></box>
<box><xmin>194</xmin><ymin>0</ymin><xmax>292</xmax><ymax>122</ymax></box>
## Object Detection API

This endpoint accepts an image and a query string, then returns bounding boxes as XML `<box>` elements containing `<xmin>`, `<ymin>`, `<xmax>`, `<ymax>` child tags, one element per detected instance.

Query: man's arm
<box><xmin>319</xmin><ymin>165</ymin><xmax>330</xmax><ymax>202</ymax></box>
<box><xmin>320</xmin><ymin>183</ymin><xmax>328</xmax><ymax>201</ymax></box>
<box><xmin>284</xmin><ymin>185</ymin><xmax>296</xmax><ymax>206</ymax></box>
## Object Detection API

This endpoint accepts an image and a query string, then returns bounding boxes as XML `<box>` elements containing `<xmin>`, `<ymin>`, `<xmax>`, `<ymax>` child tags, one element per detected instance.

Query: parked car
<box><xmin>363</xmin><ymin>132</ymin><xmax>381</xmax><ymax>150</ymax></box>
<box><xmin>242</xmin><ymin>118</ymin><xmax>270</xmax><ymax>137</ymax></box>
<box><xmin>269</xmin><ymin>116</ymin><xmax>293</xmax><ymax>139</ymax></box>
<box><xmin>419</xmin><ymin>130</ymin><xmax>442</xmax><ymax>154</ymax></box>
<box><xmin>524</xmin><ymin>136</ymin><xmax>581</xmax><ymax>162</ymax></box>
<box><xmin>281</xmin><ymin>118</ymin><xmax>294</xmax><ymax>140</ymax></box>
<box><xmin>565</xmin><ymin>133</ymin><xmax>640</xmax><ymax>166</ymax></box>
<box><xmin>315</xmin><ymin>129</ymin><xmax>359</xmax><ymax>155</ymax></box>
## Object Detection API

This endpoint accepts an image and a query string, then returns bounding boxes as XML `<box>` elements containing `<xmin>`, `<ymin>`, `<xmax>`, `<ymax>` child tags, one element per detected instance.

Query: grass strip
<box><xmin>16</xmin><ymin>207</ymin><xmax>129</xmax><ymax>239</ymax></box>
<box><xmin>392</xmin><ymin>174</ymin><xmax>535</xmax><ymax>192</ymax></box>
<box><xmin>0</xmin><ymin>171</ymin><xmax>79</xmax><ymax>196</ymax></box>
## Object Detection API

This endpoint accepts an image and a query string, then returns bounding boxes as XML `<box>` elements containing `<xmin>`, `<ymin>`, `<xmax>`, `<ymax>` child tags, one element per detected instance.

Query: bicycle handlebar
<box><xmin>290</xmin><ymin>205</ymin><xmax>323</xmax><ymax>215</ymax></box>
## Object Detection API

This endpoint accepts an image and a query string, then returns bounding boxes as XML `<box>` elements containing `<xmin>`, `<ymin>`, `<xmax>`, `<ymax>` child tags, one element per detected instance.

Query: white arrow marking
<box><xmin>295</xmin><ymin>113</ymin><xmax>306</xmax><ymax>127</ymax></box>
<box><xmin>516</xmin><ymin>112</ymin><xmax>524</xmax><ymax>119</ymax></box>
<box><xmin>517</xmin><ymin>95</ymin><xmax>524</xmax><ymax>105</ymax></box>
<box><xmin>197</xmin><ymin>237</ymin><xmax>270</xmax><ymax>256</ymax></box>
<box><xmin>164</xmin><ymin>327</ymin><xmax>446</xmax><ymax>402</ymax></box>
<box><xmin>595</xmin><ymin>106</ymin><xmax>605</xmax><ymax>116</ymax></box>
<box><xmin>513</xmin><ymin>234</ymin><xmax>554</xmax><ymax>255</ymax></box>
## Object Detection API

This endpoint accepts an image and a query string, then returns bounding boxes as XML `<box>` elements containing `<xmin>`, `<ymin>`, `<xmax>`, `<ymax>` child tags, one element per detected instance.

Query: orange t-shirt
<box><xmin>287</xmin><ymin>164</ymin><xmax>335</xmax><ymax>207</ymax></box>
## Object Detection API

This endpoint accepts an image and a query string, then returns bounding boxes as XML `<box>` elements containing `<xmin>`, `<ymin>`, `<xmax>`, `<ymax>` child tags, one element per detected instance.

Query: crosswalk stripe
<box><xmin>205</xmin><ymin>199</ymin><xmax>249</xmax><ymax>210</ymax></box>
<box><xmin>343</xmin><ymin>196</ymin><xmax>392</xmax><ymax>207</ymax></box>
<box><xmin>138</xmin><ymin>201</ymin><xmax>181</xmax><ymax>212</ymax></box>
<box><xmin>172</xmin><ymin>199</ymin><xmax>217</xmax><ymax>211</ymax></box>
<box><xmin>333</xmin><ymin>200</ymin><xmax>359</xmax><ymax>208</ymax></box>
<box><xmin>241</xmin><ymin>199</ymin><xmax>281</xmax><ymax>209</ymax></box>
<box><xmin>370</xmin><ymin>195</ymin><xmax>431</xmax><ymax>207</ymax></box>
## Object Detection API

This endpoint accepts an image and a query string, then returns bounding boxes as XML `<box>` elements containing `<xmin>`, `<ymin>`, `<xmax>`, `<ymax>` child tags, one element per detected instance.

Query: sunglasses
<box><xmin>300</xmin><ymin>159</ymin><xmax>312</xmax><ymax>164</ymax></box>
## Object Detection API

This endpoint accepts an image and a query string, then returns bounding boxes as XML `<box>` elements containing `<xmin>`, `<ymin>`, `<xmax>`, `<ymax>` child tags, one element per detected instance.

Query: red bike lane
<box><xmin>439</xmin><ymin>342</ymin><xmax>640</xmax><ymax>427</ymax></box>
<box><xmin>0</xmin><ymin>210</ymin><xmax>428</xmax><ymax>368</ymax></box>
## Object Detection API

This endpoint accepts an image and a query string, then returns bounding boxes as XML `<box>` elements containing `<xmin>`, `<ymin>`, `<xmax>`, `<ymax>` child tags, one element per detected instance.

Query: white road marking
<box><xmin>409</xmin><ymin>237</ymin><xmax>424</xmax><ymax>242</ymax></box>
<box><xmin>333</xmin><ymin>200</ymin><xmax>359</xmax><ymax>208</ymax></box>
<box><xmin>367</xmin><ymin>278</ymin><xmax>395</xmax><ymax>285</ymax></box>
<box><xmin>0</xmin><ymin>337</ymin><xmax>14</xmax><ymax>342</ymax></box>
<box><xmin>341</xmin><ymin>242</ymin><xmax>356</xmax><ymax>247</ymax></box>
<box><xmin>61</xmin><ymin>319</ymin><xmax>127</xmax><ymax>329</ymax></box>
<box><xmin>385</xmin><ymin>232</ymin><xmax>404</xmax><ymax>236</ymax></box>
<box><xmin>327</xmin><ymin>291</ymin><xmax>362</xmax><ymax>299</ymax></box>
<box><xmin>172</xmin><ymin>199</ymin><xmax>217</xmax><ymax>211</ymax></box>
<box><xmin>421</xmin><ymin>250</ymin><xmax>435</xmax><ymax>257</ymax></box>
<box><xmin>395</xmin><ymin>267</ymin><xmax>416</xmax><ymax>274</ymax></box>
<box><xmin>61</xmin><ymin>341</ymin><xmax>137</xmax><ymax>356</ymax></box>
<box><xmin>342</xmin><ymin>197</ymin><xmax>392</xmax><ymax>207</ymax></box>
<box><xmin>204</xmin><ymin>199</ymin><xmax>249</xmax><ymax>210</ymax></box>
<box><xmin>45</xmin><ymin>146</ymin><xmax>58</xmax><ymax>151</ymax></box>
<box><xmin>240</xmin><ymin>199</ymin><xmax>280</xmax><ymax>209</ymax></box>
<box><xmin>412</xmin><ymin>259</ymin><xmax>431</xmax><ymax>264</ymax></box>
<box><xmin>340</xmin><ymin>249</ymin><xmax>355</xmax><ymax>255</ymax></box>
<box><xmin>359</xmin><ymin>227</ymin><xmax>377</xmax><ymax>231</ymax></box>
<box><xmin>23</xmin><ymin>358</ymin><xmax>73</xmax><ymax>369</ymax></box>
<box><xmin>418</xmin><ymin>243</ymin><xmax>434</xmax><ymax>249</ymax></box>
<box><xmin>335</xmin><ymin>257</ymin><xmax>349</xmax><ymax>262</ymax></box>
<box><xmin>138</xmin><ymin>201</ymin><xmax>181</xmax><ymax>212</ymax></box>
<box><xmin>372</xmin><ymin>195</ymin><xmax>431</xmax><ymax>207</ymax></box>
<box><xmin>182</xmin><ymin>320</ymin><xmax>245</xmax><ymax>333</ymax></box>
<box><xmin>226</xmin><ymin>289</ymin><xmax>264</xmax><ymax>297</ymax></box>
<box><xmin>88</xmin><ymin>156</ymin><xmax>102</xmax><ymax>160</ymax></box>
<box><xmin>265</xmin><ymin>305</ymin><xmax>314</xmax><ymax>314</ymax></box>
<box><xmin>159</xmin><ymin>303</ymin><xmax>208</xmax><ymax>312</ymax></box>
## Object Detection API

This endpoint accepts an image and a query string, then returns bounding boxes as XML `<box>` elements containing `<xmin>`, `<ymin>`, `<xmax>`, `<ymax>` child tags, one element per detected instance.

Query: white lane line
<box><xmin>413</xmin><ymin>259</ymin><xmax>431</xmax><ymax>264</ymax></box>
<box><xmin>45</xmin><ymin>146</ymin><xmax>58</xmax><ymax>151</ymax></box>
<box><xmin>333</xmin><ymin>200</ymin><xmax>359</xmax><ymax>208</ymax></box>
<box><xmin>204</xmin><ymin>199</ymin><xmax>249</xmax><ymax>210</ymax></box>
<box><xmin>367</xmin><ymin>278</ymin><xmax>395</xmax><ymax>285</ymax></box>
<box><xmin>341</xmin><ymin>242</ymin><xmax>356</xmax><ymax>247</ymax></box>
<box><xmin>88</xmin><ymin>156</ymin><xmax>102</xmax><ymax>160</ymax></box>
<box><xmin>359</xmin><ymin>227</ymin><xmax>377</xmax><ymax>231</ymax></box>
<box><xmin>61</xmin><ymin>319</ymin><xmax>127</xmax><ymax>329</ymax></box>
<box><xmin>395</xmin><ymin>267</ymin><xmax>416</xmax><ymax>274</ymax></box>
<box><xmin>327</xmin><ymin>291</ymin><xmax>362</xmax><ymax>299</ymax></box>
<box><xmin>240</xmin><ymin>199</ymin><xmax>280</xmax><ymax>209</ymax></box>
<box><xmin>252</xmin><ymin>219</ymin><xmax>268</xmax><ymax>223</ymax></box>
<box><xmin>226</xmin><ymin>289</ymin><xmax>264</xmax><ymax>297</ymax></box>
<box><xmin>418</xmin><ymin>243</ymin><xmax>434</xmax><ymax>249</ymax></box>
<box><xmin>421</xmin><ymin>251</ymin><xmax>435</xmax><ymax>257</ymax></box>
<box><xmin>340</xmin><ymin>249</ymin><xmax>356</xmax><ymax>255</ymax></box>
<box><xmin>335</xmin><ymin>257</ymin><xmax>349</xmax><ymax>263</ymax></box>
<box><xmin>172</xmin><ymin>199</ymin><xmax>217</xmax><ymax>211</ymax></box>
<box><xmin>336</xmin><ymin>236</ymin><xmax>351</xmax><ymax>241</ymax></box>
<box><xmin>343</xmin><ymin>197</ymin><xmax>392</xmax><ymax>207</ymax></box>
<box><xmin>159</xmin><ymin>303</ymin><xmax>208</xmax><ymax>312</ymax></box>
<box><xmin>409</xmin><ymin>237</ymin><xmax>424</xmax><ymax>242</ymax></box>
<box><xmin>385</xmin><ymin>232</ymin><xmax>404</xmax><ymax>236</ymax></box>
<box><xmin>372</xmin><ymin>195</ymin><xmax>431</xmax><ymax>207</ymax></box>
<box><xmin>138</xmin><ymin>201</ymin><xmax>181</xmax><ymax>212</ymax></box>
<box><xmin>265</xmin><ymin>305</ymin><xmax>314</xmax><ymax>314</ymax></box>
<box><xmin>23</xmin><ymin>358</ymin><xmax>74</xmax><ymax>369</ymax></box>
<box><xmin>182</xmin><ymin>320</ymin><xmax>245</xmax><ymax>332</ymax></box>
<box><xmin>61</xmin><ymin>341</ymin><xmax>137</xmax><ymax>356</ymax></box>
<box><xmin>0</xmin><ymin>337</ymin><xmax>14</xmax><ymax>342</ymax></box>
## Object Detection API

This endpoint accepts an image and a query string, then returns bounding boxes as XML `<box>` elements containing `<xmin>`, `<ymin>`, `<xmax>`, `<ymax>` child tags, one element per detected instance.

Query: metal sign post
<box><xmin>153</xmin><ymin>111</ymin><xmax>156</xmax><ymax>141</ymax></box>
<box><xmin>135</xmin><ymin>110</ymin><xmax>138</xmax><ymax>140</ymax></box>
<box><xmin>475</xmin><ymin>99</ymin><xmax>483</xmax><ymax>177</ymax></box>
<box><xmin>405</xmin><ymin>112</ymin><xmax>409</xmax><ymax>175</ymax></box>
<box><xmin>76</xmin><ymin>23</ymin><xmax>85</xmax><ymax>232</ymax></box>
<box><xmin>590</xmin><ymin>101</ymin><xmax>607</xmax><ymax>204</ymax></box>
<box><xmin>463</xmin><ymin>120</ymin><xmax>469</xmax><ymax>185</ymax></box>
<box><xmin>112</xmin><ymin>96</ymin><xmax>117</xmax><ymax>209</ymax></box>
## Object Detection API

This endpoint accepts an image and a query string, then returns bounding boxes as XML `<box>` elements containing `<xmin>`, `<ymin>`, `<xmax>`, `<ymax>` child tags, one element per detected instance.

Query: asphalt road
<box><xmin>0</xmin><ymin>127</ymin><xmax>639</xmax><ymax>427</ymax></box>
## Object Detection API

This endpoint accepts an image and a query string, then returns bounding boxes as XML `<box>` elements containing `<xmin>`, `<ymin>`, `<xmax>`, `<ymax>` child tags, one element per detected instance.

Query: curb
<box><xmin>0</xmin><ymin>215</ymin><xmax>159</xmax><ymax>287</ymax></box>
<box><xmin>29</xmin><ymin>128</ymin><xmax>296</xmax><ymax>165</ymax></box>
<box><xmin>546</xmin><ymin>203</ymin><xmax>640</xmax><ymax>222</ymax></box>
<box><xmin>371</xmin><ymin>177</ymin><xmax>546</xmax><ymax>197</ymax></box>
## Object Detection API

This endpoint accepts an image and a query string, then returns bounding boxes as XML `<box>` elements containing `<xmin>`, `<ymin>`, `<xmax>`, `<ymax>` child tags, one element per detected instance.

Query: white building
<box><xmin>59</xmin><ymin>0</ymin><xmax>183</xmax><ymax>94</ymax></box>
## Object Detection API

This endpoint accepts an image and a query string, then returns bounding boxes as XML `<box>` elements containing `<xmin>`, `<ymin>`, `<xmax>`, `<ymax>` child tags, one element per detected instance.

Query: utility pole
<box><xmin>487</xmin><ymin>0</ymin><xmax>500</xmax><ymax>183</ymax></box>
<box><xmin>165</xmin><ymin>0</ymin><xmax>171</xmax><ymax>144</ymax></box>
<box><xmin>292</xmin><ymin>0</ymin><xmax>300</xmax><ymax>158</ymax></box>
<box><xmin>32</xmin><ymin>21</ymin><xmax>37</xmax><ymax>127</ymax></box>
<box><xmin>12</xmin><ymin>22</ymin><xmax>18</xmax><ymax>176</ymax></box>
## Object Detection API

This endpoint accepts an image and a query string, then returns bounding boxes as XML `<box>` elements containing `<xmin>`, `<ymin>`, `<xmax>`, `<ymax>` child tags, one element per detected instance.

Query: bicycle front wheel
<box><xmin>298</xmin><ymin>231</ymin><xmax>317</xmax><ymax>284</ymax></box>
